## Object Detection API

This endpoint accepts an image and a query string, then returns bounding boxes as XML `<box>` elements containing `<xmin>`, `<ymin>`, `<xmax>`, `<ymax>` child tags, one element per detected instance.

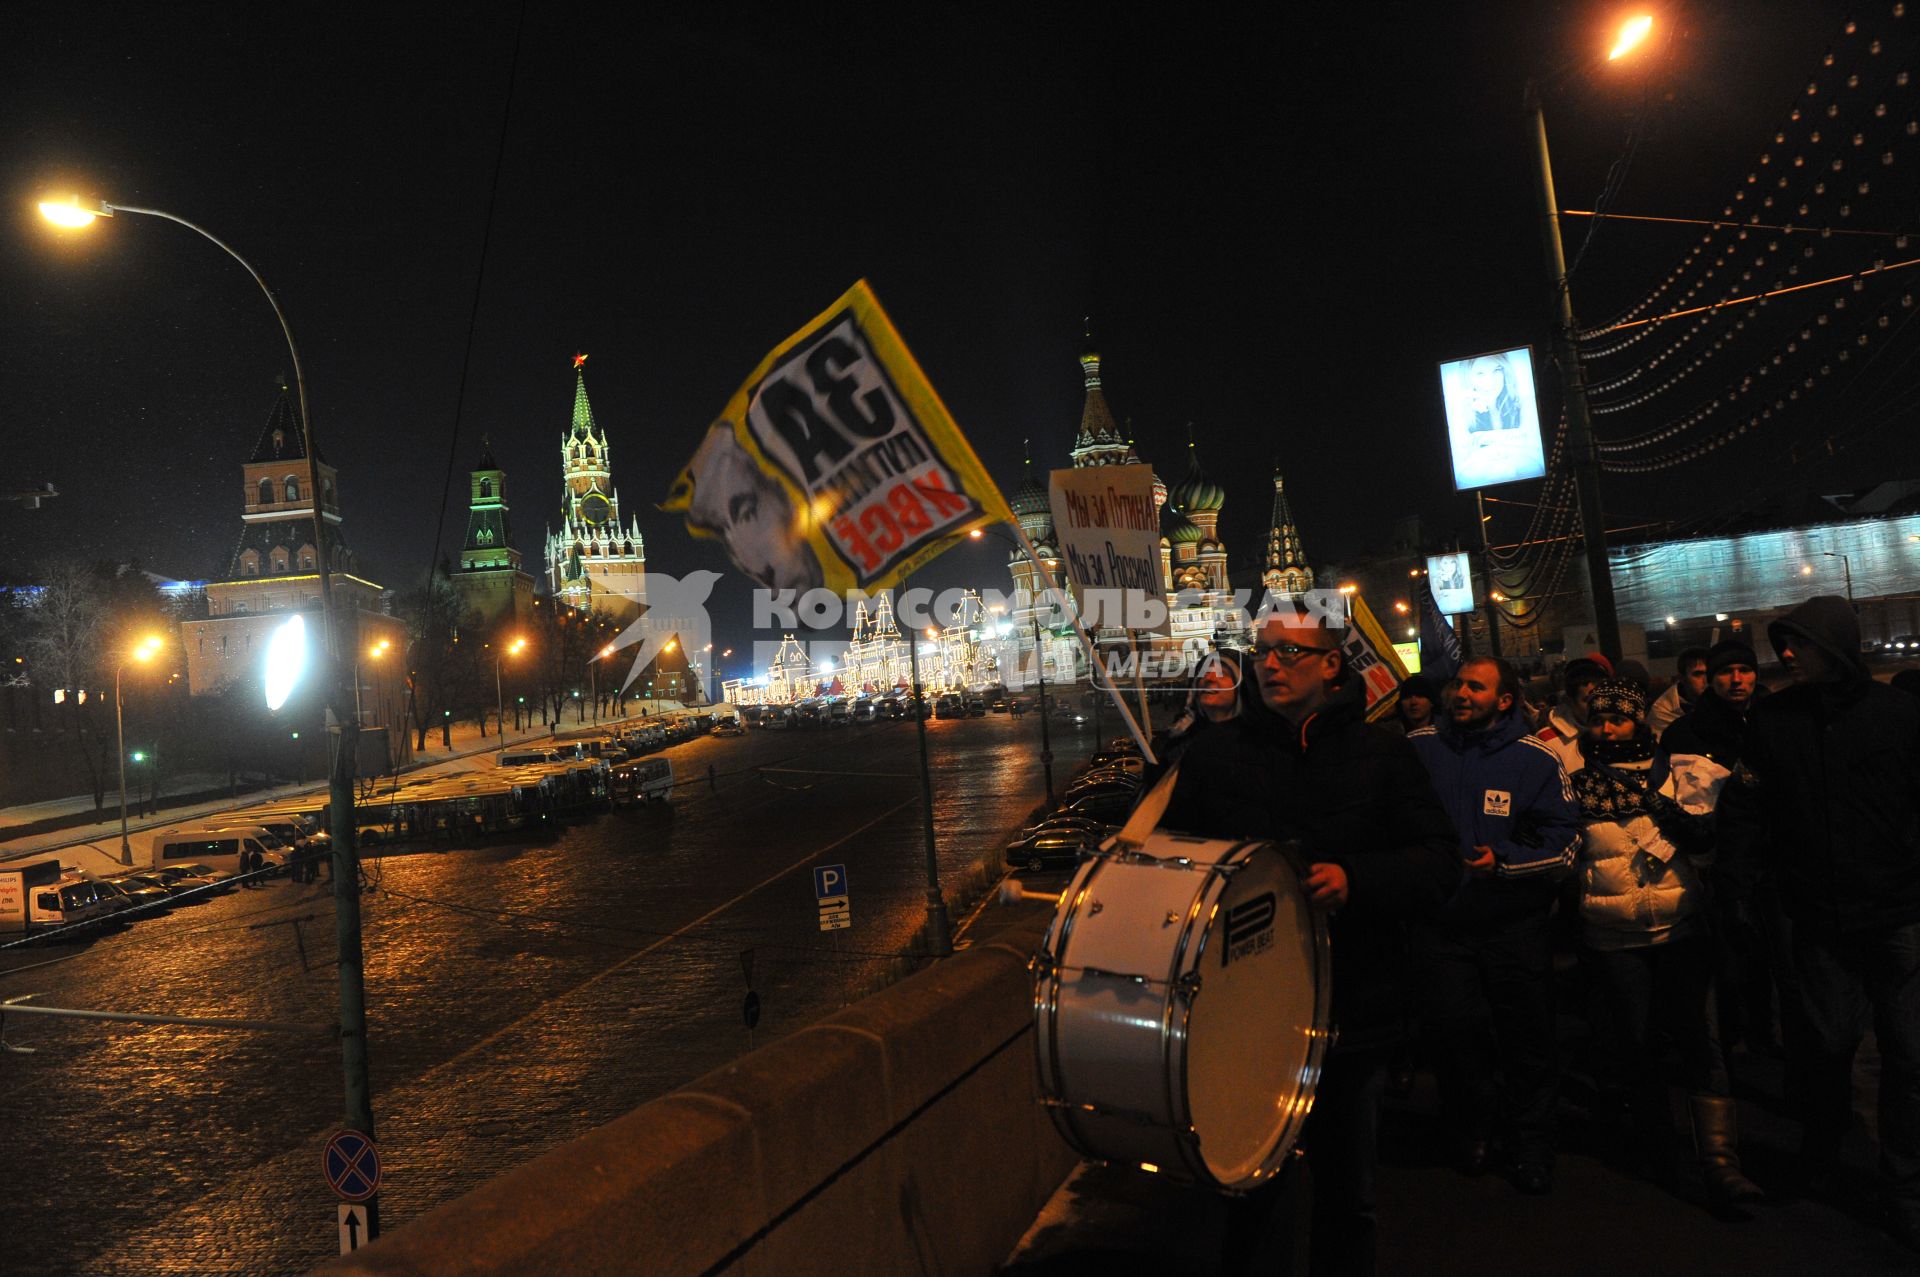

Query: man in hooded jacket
<box><xmin>1160</xmin><ymin>610</ymin><xmax>1459</xmax><ymax>1276</ymax></box>
<box><xmin>1718</xmin><ymin>595</ymin><xmax>1920</xmax><ymax>1251</ymax></box>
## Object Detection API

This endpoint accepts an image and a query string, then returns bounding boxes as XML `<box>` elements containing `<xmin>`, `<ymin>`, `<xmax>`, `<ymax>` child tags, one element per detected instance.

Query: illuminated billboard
<box><xmin>1426</xmin><ymin>551</ymin><xmax>1474</xmax><ymax>616</ymax></box>
<box><xmin>1438</xmin><ymin>345</ymin><xmax>1547</xmax><ymax>491</ymax></box>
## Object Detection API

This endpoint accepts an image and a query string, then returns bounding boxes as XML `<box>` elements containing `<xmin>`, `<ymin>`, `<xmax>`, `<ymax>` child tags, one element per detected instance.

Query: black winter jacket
<box><xmin>1158</xmin><ymin>677</ymin><xmax>1461</xmax><ymax>1053</ymax></box>
<box><xmin>1718</xmin><ymin>596</ymin><xmax>1920</xmax><ymax>933</ymax></box>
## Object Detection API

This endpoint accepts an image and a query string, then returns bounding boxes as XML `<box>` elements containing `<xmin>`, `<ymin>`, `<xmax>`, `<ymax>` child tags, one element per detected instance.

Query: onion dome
<box><xmin>1167</xmin><ymin>512</ymin><xmax>1205</xmax><ymax>545</ymax></box>
<box><xmin>1010</xmin><ymin>442</ymin><xmax>1050</xmax><ymax>517</ymax></box>
<box><xmin>1151</xmin><ymin>467</ymin><xmax>1168</xmax><ymax>512</ymax></box>
<box><xmin>1169</xmin><ymin>441</ymin><xmax>1226</xmax><ymax>514</ymax></box>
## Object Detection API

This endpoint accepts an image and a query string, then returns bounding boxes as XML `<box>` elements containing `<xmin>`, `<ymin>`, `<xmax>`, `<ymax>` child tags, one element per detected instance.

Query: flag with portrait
<box><xmin>663</xmin><ymin>280</ymin><xmax>1013</xmax><ymax>595</ymax></box>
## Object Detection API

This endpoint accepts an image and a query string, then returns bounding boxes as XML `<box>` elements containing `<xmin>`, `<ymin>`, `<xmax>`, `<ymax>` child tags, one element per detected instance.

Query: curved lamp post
<box><xmin>40</xmin><ymin>194</ymin><xmax>378</xmax><ymax>1237</ymax></box>
<box><xmin>1522</xmin><ymin>14</ymin><xmax>1657</xmax><ymax>663</ymax></box>
<box><xmin>115</xmin><ymin>635</ymin><xmax>164</xmax><ymax>864</ymax></box>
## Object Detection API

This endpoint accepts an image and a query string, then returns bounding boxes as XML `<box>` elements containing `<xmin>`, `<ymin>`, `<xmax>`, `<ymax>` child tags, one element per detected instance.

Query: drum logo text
<box><xmin>1223</xmin><ymin>893</ymin><xmax>1277</xmax><ymax>968</ymax></box>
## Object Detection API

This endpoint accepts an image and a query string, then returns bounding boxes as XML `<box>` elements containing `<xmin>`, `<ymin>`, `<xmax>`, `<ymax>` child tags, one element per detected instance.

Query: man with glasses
<box><xmin>1161</xmin><ymin>608</ymin><xmax>1458</xmax><ymax>1276</ymax></box>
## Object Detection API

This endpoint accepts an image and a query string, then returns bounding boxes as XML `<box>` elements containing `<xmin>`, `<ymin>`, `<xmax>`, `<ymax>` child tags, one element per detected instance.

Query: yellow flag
<box><xmin>663</xmin><ymin>280</ymin><xmax>1013</xmax><ymax>595</ymax></box>
<box><xmin>1342</xmin><ymin>594</ymin><xmax>1413</xmax><ymax>723</ymax></box>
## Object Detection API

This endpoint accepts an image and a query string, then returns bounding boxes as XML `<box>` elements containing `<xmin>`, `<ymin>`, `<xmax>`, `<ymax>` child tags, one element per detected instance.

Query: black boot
<box><xmin>1689</xmin><ymin>1094</ymin><xmax>1764</xmax><ymax>1210</ymax></box>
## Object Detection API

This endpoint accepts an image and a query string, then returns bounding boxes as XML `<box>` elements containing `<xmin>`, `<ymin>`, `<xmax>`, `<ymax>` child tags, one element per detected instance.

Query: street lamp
<box><xmin>496</xmin><ymin>637</ymin><xmax>527</xmax><ymax>746</ymax></box>
<box><xmin>358</xmin><ymin>637</ymin><xmax>391</xmax><ymax>725</ymax></box>
<box><xmin>41</xmin><ymin>193</ymin><xmax>377</xmax><ymax>1204</ymax></box>
<box><xmin>1524</xmin><ymin>14</ymin><xmax>1656</xmax><ymax>663</ymax></box>
<box><xmin>1823</xmin><ymin>551</ymin><xmax>1855</xmax><ymax>604</ymax></box>
<box><xmin>589</xmin><ymin>642</ymin><xmax>614</xmax><ymax>723</ymax></box>
<box><xmin>115</xmin><ymin>635</ymin><xmax>164</xmax><ymax>865</ymax></box>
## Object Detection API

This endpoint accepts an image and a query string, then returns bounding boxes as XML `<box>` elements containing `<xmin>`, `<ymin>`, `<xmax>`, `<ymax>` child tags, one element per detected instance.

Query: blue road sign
<box><xmin>813</xmin><ymin>864</ymin><xmax>848</xmax><ymax>902</ymax></box>
<box><xmin>323</xmin><ymin>1130</ymin><xmax>381</xmax><ymax>1202</ymax></box>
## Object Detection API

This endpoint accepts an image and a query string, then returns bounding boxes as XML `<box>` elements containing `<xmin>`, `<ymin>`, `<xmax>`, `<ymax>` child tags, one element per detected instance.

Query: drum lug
<box><xmin>1172</xmin><ymin>970</ymin><xmax>1202</xmax><ymax>1001</ymax></box>
<box><xmin>1028</xmin><ymin>952</ymin><xmax>1055</xmax><ymax>979</ymax></box>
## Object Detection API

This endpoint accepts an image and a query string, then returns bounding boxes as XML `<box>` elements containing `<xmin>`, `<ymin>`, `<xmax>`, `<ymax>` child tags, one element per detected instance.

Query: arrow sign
<box><xmin>339</xmin><ymin>1204</ymin><xmax>363</xmax><ymax>1255</ymax></box>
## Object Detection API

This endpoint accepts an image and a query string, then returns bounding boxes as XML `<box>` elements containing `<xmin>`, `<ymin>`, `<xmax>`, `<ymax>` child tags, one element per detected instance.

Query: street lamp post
<box><xmin>495</xmin><ymin>638</ymin><xmax>527</xmax><ymax>747</ymax></box>
<box><xmin>41</xmin><ymin>194</ymin><xmax>379</xmax><ymax>1236</ymax></box>
<box><xmin>115</xmin><ymin>636</ymin><xmax>163</xmax><ymax>865</ymax></box>
<box><xmin>1824</xmin><ymin>551</ymin><xmax>1855</xmax><ymax>604</ymax></box>
<box><xmin>588</xmin><ymin>643</ymin><xmax>613</xmax><ymax>724</ymax></box>
<box><xmin>1521</xmin><ymin>16</ymin><xmax>1656</xmax><ymax>664</ymax></box>
<box><xmin>910</xmin><ymin>626</ymin><xmax>952</xmax><ymax>957</ymax></box>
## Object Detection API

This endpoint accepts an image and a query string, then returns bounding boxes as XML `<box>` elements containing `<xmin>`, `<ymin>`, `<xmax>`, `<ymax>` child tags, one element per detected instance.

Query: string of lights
<box><xmin>1583</xmin><ymin>58</ymin><xmax>1910</xmax><ymax>380</ymax></box>
<box><xmin>1597</xmin><ymin>284</ymin><xmax>1916</xmax><ymax>456</ymax></box>
<box><xmin>1484</xmin><ymin>415</ymin><xmax>1573</xmax><ymax>572</ymax></box>
<box><xmin>1578</xmin><ymin>11</ymin><xmax>1901</xmax><ymax>350</ymax></box>
<box><xmin>1599</xmin><ymin>286</ymin><xmax>1918</xmax><ymax>470</ymax></box>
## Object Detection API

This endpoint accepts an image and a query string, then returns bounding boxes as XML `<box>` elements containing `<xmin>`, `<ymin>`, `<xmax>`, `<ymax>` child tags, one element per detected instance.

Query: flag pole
<box><xmin>1002</xmin><ymin>519</ymin><xmax>1157</xmax><ymax>764</ymax></box>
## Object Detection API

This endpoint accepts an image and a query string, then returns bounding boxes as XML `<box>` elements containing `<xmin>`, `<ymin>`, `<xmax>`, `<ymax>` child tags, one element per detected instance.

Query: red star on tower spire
<box><xmin>572</xmin><ymin>352</ymin><xmax>588</xmax><ymax>370</ymax></box>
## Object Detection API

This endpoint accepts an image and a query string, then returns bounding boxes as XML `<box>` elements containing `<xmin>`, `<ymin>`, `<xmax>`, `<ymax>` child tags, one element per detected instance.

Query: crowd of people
<box><xmin>1142</xmin><ymin>594</ymin><xmax>1920</xmax><ymax>1274</ymax></box>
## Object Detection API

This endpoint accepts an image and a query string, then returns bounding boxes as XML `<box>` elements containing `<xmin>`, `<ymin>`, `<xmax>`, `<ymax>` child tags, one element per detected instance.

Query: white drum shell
<box><xmin>1034</xmin><ymin>833</ymin><xmax>1330</xmax><ymax>1191</ymax></box>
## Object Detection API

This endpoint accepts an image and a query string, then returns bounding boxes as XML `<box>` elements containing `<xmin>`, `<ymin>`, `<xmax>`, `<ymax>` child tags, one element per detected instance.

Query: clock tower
<box><xmin>544</xmin><ymin>355</ymin><xmax>646</xmax><ymax>622</ymax></box>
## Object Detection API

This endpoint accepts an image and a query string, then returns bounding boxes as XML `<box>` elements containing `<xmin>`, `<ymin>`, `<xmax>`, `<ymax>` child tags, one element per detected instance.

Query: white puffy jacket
<box><xmin>1576</xmin><ymin>759</ymin><xmax>1708</xmax><ymax>950</ymax></box>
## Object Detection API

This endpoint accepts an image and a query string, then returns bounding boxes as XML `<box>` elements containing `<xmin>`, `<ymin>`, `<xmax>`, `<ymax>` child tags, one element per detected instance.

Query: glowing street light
<box><xmin>586</xmin><ymin>640</ymin><xmax>618</xmax><ymax>723</ymax></box>
<box><xmin>1525</xmin><ymin>19</ymin><xmax>1656</xmax><ymax>662</ymax></box>
<box><xmin>496</xmin><ymin>636</ymin><xmax>527</xmax><ymax>740</ymax></box>
<box><xmin>115</xmin><ymin>635</ymin><xmax>164</xmax><ymax>864</ymax></box>
<box><xmin>1608</xmin><ymin>14</ymin><xmax>1655</xmax><ymax>62</ymax></box>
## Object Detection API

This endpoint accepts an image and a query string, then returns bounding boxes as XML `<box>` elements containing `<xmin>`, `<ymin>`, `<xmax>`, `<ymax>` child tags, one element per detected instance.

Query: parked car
<box><xmin>1890</xmin><ymin>633</ymin><xmax>1920</xmax><ymax>653</ymax></box>
<box><xmin>764</xmin><ymin>708</ymin><xmax>793</xmax><ymax>730</ymax></box>
<box><xmin>990</xmin><ymin>696</ymin><xmax>1010</xmax><ymax>713</ymax></box>
<box><xmin>934</xmin><ymin>694</ymin><xmax>965</xmax><ymax>719</ymax></box>
<box><xmin>1013</xmin><ymin>813</ymin><xmax>1111</xmax><ymax>844</ymax></box>
<box><xmin>1007</xmin><ymin>825</ymin><xmax>1102</xmax><ymax>871</ymax></box>
<box><xmin>711</xmin><ymin>718</ymin><xmax>746</xmax><ymax>737</ymax></box>
<box><xmin>152</xmin><ymin>863</ymin><xmax>236</xmax><ymax>895</ymax></box>
<box><xmin>851</xmin><ymin>699</ymin><xmax>877</xmax><ymax>724</ymax></box>
<box><xmin>965</xmin><ymin>698</ymin><xmax>988</xmax><ymax>717</ymax></box>
<box><xmin>99</xmin><ymin>877</ymin><xmax>173</xmax><ymax>918</ymax></box>
<box><xmin>826</xmin><ymin>701</ymin><xmax>853</xmax><ymax>727</ymax></box>
<box><xmin>1058</xmin><ymin>792</ymin><xmax>1138</xmax><ymax>824</ymax></box>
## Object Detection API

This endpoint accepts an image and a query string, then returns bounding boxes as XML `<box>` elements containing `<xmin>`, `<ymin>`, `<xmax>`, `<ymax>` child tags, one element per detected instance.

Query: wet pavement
<box><xmin>0</xmin><ymin>713</ymin><xmax>1098</xmax><ymax>1276</ymax></box>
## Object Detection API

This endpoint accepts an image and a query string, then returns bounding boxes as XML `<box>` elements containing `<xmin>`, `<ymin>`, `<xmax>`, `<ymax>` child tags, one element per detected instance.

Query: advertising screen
<box><xmin>1426</xmin><ymin>551</ymin><xmax>1475</xmax><ymax>616</ymax></box>
<box><xmin>1438</xmin><ymin>345</ymin><xmax>1547</xmax><ymax>490</ymax></box>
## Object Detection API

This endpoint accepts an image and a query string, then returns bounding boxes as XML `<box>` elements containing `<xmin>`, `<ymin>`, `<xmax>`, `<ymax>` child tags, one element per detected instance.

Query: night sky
<box><xmin>3</xmin><ymin>2</ymin><xmax>1909</xmax><ymax>655</ymax></box>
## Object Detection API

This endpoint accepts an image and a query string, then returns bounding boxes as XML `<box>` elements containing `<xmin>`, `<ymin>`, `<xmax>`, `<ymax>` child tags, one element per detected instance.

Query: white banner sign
<box><xmin>1048</xmin><ymin>464</ymin><xmax>1167</xmax><ymax>634</ymax></box>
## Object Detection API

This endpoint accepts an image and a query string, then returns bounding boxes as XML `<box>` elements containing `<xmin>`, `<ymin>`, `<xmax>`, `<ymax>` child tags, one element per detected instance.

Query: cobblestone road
<box><xmin>0</xmin><ymin>714</ymin><xmax>1098</xmax><ymax>1275</ymax></box>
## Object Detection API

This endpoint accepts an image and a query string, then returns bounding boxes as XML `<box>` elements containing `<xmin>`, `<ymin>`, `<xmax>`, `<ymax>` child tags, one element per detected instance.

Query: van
<box><xmin>146</xmin><ymin>827</ymin><xmax>289</xmax><ymax>878</ymax></box>
<box><xmin>851</xmin><ymin>699</ymin><xmax>876</xmax><ymax>724</ymax></box>
<box><xmin>610</xmin><ymin>756</ymin><xmax>675</xmax><ymax>805</ymax></box>
<box><xmin>934</xmin><ymin>694</ymin><xmax>964</xmax><ymax>719</ymax></box>
<box><xmin>0</xmin><ymin>864</ymin><xmax>121</xmax><ymax>935</ymax></box>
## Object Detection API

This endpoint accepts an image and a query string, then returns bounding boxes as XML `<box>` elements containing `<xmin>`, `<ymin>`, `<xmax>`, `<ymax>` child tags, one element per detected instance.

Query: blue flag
<box><xmin>1419</xmin><ymin>580</ymin><xmax>1463</xmax><ymax>684</ymax></box>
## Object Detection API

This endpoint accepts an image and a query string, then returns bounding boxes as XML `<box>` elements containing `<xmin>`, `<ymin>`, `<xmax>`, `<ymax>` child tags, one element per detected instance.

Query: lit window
<box><xmin>286</xmin><ymin>477</ymin><xmax>300</xmax><ymax>502</ymax></box>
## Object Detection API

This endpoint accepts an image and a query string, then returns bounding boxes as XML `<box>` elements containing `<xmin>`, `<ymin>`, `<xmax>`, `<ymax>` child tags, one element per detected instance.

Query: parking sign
<box><xmin>814</xmin><ymin>864</ymin><xmax>847</xmax><ymax>901</ymax></box>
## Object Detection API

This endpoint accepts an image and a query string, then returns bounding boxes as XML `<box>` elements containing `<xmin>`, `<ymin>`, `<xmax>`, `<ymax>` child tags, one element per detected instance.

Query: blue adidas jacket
<box><xmin>1408</xmin><ymin>710</ymin><xmax>1580</xmax><ymax>925</ymax></box>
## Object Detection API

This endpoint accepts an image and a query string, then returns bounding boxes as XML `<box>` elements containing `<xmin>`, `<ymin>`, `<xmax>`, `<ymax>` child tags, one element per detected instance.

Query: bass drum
<box><xmin>1032</xmin><ymin>833</ymin><xmax>1331</xmax><ymax>1192</ymax></box>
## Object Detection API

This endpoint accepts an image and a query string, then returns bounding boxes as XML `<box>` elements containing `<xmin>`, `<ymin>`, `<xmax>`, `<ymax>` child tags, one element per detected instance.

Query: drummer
<box><xmin>1160</xmin><ymin>606</ymin><xmax>1459</xmax><ymax>1276</ymax></box>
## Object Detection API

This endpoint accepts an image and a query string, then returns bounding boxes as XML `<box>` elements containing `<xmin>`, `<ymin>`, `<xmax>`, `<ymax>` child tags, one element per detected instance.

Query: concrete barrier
<box><xmin>317</xmin><ymin>901</ymin><xmax>1074</xmax><ymax>1277</ymax></box>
